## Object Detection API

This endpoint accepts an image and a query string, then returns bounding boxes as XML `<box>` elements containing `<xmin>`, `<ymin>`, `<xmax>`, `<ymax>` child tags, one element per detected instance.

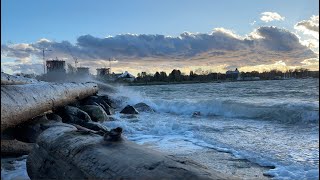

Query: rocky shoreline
<box><xmin>1</xmin><ymin>73</ymin><xmax>238</xmax><ymax>179</ymax></box>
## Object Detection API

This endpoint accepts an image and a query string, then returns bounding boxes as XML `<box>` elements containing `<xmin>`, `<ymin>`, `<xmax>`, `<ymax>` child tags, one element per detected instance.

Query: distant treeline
<box><xmin>134</xmin><ymin>68</ymin><xmax>319</xmax><ymax>83</ymax></box>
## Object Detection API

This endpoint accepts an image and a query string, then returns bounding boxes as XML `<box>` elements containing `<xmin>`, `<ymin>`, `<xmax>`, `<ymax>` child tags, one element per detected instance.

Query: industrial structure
<box><xmin>96</xmin><ymin>68</ymin><xmax>110</xmax><ymax>77</ymax></box>
<box><xmin>46</xmin><ymin>59</ymin><xmax>66</xmax><ymax>74</ymax></box>
<box><xmin>77</xmin><ymin>67</ymin><xmax>90</xmax><ymax>75</ymax></box>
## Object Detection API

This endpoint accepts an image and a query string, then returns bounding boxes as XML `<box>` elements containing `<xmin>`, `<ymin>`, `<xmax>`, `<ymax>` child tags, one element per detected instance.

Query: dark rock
<box><xmin>68</xmin><ymin>101</ymin><xmax>81</xmax><ymax>108</ymax></box>
<box><xmin>46</xmin><ymin>113</ymin><xmax>62</xmax><ymax>122</ymax></box>
<box><xmin>62</xmin><ymin>106</ymin><xmax>92</xmax><ymax>122</ymax></box>
<box><xmin>80</xmin><ymin>105</ymin><xmax>109</xmax><ymax>122</ymax></box>
<box><xmin>120</xmin><ymin>105</ymin><xmax>139</xmax><ymax>114</ymax></box>
<box><xmin>80</xmin><ymin>121</ymin><xmax>108</xmax><ymax>133</ymax></box>
<box><xmin>14</xmin><ymin>115</ymin><xmax>50</xmax><ymax>143</ymax></box>
<box><xmin>134</xmin><ymin>102</ymin><xmax>155</xmax><ymax>112</ymax></box>
<box><xmin>101</xmin><ymin>102</ymin><xmax>113</xmax><ymax>115</ymax></box>
<box><xmin>99</xmin><ymin>95</ymin><xmax>116</xmax><ymax>108</ymax></box>
<box><xmin>63</xmin><ymin>114</ymin><xmax>88</xmax><ymax>125</ymax></box>
<box><xmin>192</xmin><ymin>111</ymin><xmax>201</xmax><ymax>117</ymax></box>
<box><xmin>82</xmin><ymin>96</ymin><xmax>114</xmax><ymax>115</ymax></box>
<box><xmin>104</xmin><ymin>127</ymin><xmax>122</xmax><ymax>141</ymax></box>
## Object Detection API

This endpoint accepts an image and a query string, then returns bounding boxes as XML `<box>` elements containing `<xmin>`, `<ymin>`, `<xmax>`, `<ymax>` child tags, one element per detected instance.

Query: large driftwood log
<box><xmin>1</xmin><ymin>139</ymin><xmax>35</xmax><ymax>156</ymax></box>
<box><xmin>1</xmin><ymin>72</ymin><xmax>40</xmax><ymax>85</ymax></box>
<box><xmin>27</xmin><ymin>125</ymin><xmax>232</xmax><ymax>180</ymax></box>
<box><xmin>1</xmin><ymin>82</ymin><xmax>98</xmax><ymax>132</ymax></box>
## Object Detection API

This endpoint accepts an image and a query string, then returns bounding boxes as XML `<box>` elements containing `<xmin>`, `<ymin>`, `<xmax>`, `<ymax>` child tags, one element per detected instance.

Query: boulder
<box><xmin>134</xmin><ymin>102</ymin><xmax>155</xmax><ymax>112</ymax></box>
<box><xmin>80</xmin><ymin>105</ymin><xmax>109</xmax><ymax>122</ymax></box>
<box><xmin>82</xmin><ymin>96</ymin><xmax>114</xmax><ymax>115</ymax></box>
<box><xmin>61</xmin><ymin>106</ymin><xmax>92</xmax><ymax>123</ymax></box>
<box><xmin>46</xmin><ymin>113</ymin><xmax>62</xmax><ymax>122</ymax></box>
<box><xmin>80</xmin><ymin>121</ymin><xmax>109</xmax><ymax>133</ymax></box>
<box><xmin>99</xmin><ymin>95</ymin><xmax>116</xmax><ymax>108</ymax></box>
<box><xmin>103</xmin><ymin>127</ymin><xmax>122</xmax><ymax>141</ymax></box>
<box><xmin>100</xmin><ymin>102</ymin><xmax>113</xmax><ymax>115</ymax></box>
<box><xmin>13</xmin><ymin>115</ymin><xmax>50</xmax><ymax>143</ymax></box>
<box><xmin>120</xmin><ymin>105</ymin><xmax>139</xmax><ymax>114</ymax></box>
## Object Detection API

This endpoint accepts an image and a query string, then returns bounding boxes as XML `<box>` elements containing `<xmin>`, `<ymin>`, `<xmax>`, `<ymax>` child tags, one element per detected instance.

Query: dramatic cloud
<box><xmin>294</xmin><ymin>15</ymin><xmax>319</xmax><ymax>55</ymax></box>
<box><xmin>295</xmin><ymin>15</ymin><xmax>319</xmax><ymax>39</ymax></box>
<box><xmin>260</xmin><ymin>12</ymin><xmax>285</xmax><ymax>22</ymax></box>
<box><xmin>1</xmin><ymin>26</ymin><xmax>317</xmax><ymax>75</ymax></box>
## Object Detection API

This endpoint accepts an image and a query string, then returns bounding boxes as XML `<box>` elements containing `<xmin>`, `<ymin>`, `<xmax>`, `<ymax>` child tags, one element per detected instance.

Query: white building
<box><xmin>226</xmin><ymin>68</ymin><xmax>239</xmax><ymax>80</ymax></box>
<box><xmin>117</xmin><ymin>71</ymin><xmax>135</xmax><ymax>82</ymax></box>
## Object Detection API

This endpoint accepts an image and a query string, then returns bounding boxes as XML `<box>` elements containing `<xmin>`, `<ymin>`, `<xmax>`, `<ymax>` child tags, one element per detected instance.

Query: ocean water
<box><xmin>104</xmin><ymin>79</ymin><xmax>319</xmax><ymax>179</ymax></box>
<box><xmin>1</xmin><ymin>79</ymin><xmax>318</xmax><ymax>180</ymax></box>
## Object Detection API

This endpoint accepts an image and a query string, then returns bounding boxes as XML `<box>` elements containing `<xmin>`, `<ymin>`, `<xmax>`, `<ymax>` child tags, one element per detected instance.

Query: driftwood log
<box><xmin>1</xmin><ymin>72</ymin><xmax>40</xmax><ymax>85</ymax></box>
<box><xmin>1</xmin><ymin>82</ymin><xmax>98</xmax><ymax>132</ymax></box>
<box><xmin>27</xmin><ymin>125</ymin><xmax>231</xmax><ymax>180</ymax></box>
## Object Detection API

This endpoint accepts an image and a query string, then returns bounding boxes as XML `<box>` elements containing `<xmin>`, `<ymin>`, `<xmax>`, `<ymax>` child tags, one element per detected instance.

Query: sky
<box><xmin>1</xmin><ymin>0</ymin><xmax>319</xmax><ymax>75</ymax></box>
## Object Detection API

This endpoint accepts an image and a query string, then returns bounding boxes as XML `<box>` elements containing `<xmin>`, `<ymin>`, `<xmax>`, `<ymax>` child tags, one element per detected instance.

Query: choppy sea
<box><xmin>2</xmin><ymin>79</ymin><xmax>319</xmax><ymax>180</ymax></box>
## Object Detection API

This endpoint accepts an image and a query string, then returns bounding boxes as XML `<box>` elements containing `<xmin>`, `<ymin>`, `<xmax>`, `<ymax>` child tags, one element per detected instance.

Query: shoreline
<box><xmin>126</xmin><ymin>78</ymin><xmax>310</xmax><ymax>86</ymax></box>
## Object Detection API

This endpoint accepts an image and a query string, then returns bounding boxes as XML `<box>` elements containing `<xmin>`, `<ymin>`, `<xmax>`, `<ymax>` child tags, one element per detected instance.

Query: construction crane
<box><xmin>42</xmin><ymin>48</ymin><xmax>52</xmax><ymax>74</ymax></box>
<box><xmin>66</xmin><ymin>46</ymin><xmax>78</xmax><ymax>68</ymax></box>
<box><xmin>108</xmin><ymin>57</ymin><xmax>117</xmax><ymax>73</ymax></box>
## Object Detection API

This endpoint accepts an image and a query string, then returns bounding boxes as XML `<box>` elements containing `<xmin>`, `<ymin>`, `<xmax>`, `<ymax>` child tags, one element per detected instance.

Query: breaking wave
<box><xmin>111</xmin><ymin>85</ymin><xmax>318</xmax><ymax>124</ymax></box>
<box><xmin>154</xmin><ymin>99</ymin><xmax>319</xmax><ymax>124</ymax></box>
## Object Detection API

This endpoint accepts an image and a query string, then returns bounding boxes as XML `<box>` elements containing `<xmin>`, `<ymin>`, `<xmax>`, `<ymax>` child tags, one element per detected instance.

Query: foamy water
<box><xmin>104</xmin><ymin>79</ymin><xmax>319</xmax><ymax>180</ymax></box>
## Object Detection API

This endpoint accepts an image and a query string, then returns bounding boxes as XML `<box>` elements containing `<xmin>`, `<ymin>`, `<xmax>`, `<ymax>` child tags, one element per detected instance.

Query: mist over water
<box><xmin>105</xmin><ymin>79</ymin><xmax>319</xmax><ymax>179</ymax></box>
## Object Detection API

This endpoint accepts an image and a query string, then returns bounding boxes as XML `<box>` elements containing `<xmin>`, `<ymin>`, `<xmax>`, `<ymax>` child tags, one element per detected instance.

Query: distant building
<box><xmin>77</xmin><ymin>67</ymin><xmax>90</xmax><ymax>76</ymax></box>
<box><xmin>226</xmin><ymin>68</ymin><xmax>239</xmax><ymax>80</ymax></box>
<box><xmin>96</xmin><ymin>68</ymin><xmax>110</xmax><ymax>77</ymax></box>
<box><xmin>46</xmin><ymin>60</ymin><xmax>66</xmax><ymax>74</ymax></box>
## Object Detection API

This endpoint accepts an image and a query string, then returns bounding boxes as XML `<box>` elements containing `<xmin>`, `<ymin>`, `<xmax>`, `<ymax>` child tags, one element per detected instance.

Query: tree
<box><xmin>169</xmin><ymin>69</ymin><xmax>182</xmax><ymax>81</ymax></box>
<box><xmin>153</xmin><ymin>72</ymin><xmax>161</xmax><ymax>81</ymax></box>
<box><xmin>159</xmin><ymin>71</ymin><xmax>167</xmax><ymax>81</ymax></box>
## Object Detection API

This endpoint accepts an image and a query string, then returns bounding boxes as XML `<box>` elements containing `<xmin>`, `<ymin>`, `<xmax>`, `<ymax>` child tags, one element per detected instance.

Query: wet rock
<box><xmin>14</xmin><ymin>115</ymin><xmax>50</xmax><ymax>143</ymax></box>
<box><xmin>192</xmin><ymin>111</ymin><xmax>201</xmax><ymax>117</ymax></box>
<box><xmin>101</xmin><ymin>102</ymin><xmax>114</xmax><ymax>115</ymax></box>
<box><xmin>68</xmin><ymin>101</ymin><xmax>81</xmax><ymax>108</ymax></box>
<box><xmin>62</xmin><ymin>106</ymin><xmax>92</xmax><ymax>122</ymax></box>
<box><xmin>83</xmin><ymin>96</ymin><xmax>114</xmax><ymax>115</ymax></box>
<box><xmin>134</xmin><ymin>102</ymin><xmax>155</xmax><ymax>112</ymax></box>
<box><xmin>46</xmin><ymin>113</ymin><xmax>62</xmax><ymax>122</ymax></box>
<box><xmin>120</xmin><ymin>105</ymin><xmax>139</xmax><ymax>114</ymax></box>
<box><xmin>99</xmin><ymin>95</ymin><xmax>116</xmax><ymax>108</ymax></box>
<box><xmin>104</xmin><ymin>127</ymin><xmax>123</xmax><ymax>141</ymax></box>
<box><xmin>80</xmin><ymin>105</ymin><xmax>109</xmax><ymax>122</ymax></box>
<box><xmin>80</xmin><ymin>121</ymin><xmax>109</xmax><ymax>133</ymax></box>
<box><xmin>63</xmin><ymin>114</ymin><xmax>88</xmax><ymax>125</ymax></box>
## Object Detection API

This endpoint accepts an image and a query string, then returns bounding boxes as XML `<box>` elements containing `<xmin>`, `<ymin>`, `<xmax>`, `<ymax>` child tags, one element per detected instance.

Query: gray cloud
<box><xmin>295</xmin><ymin>15</ymin><xmax>319</xmax><ymax>33</ymax></box>
<box><xmin>1</xmin><ymin>26</ymin><xmax>317</xmax><ymax>74</ymax></box>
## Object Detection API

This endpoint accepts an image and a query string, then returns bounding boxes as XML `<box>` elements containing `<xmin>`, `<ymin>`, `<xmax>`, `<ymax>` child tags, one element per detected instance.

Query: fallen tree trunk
<box><xmin>27</xmin><ymin>125</ymin><xmax>232</xmax><ymax>180</ymax></box>
<box><xmin>1</xmin><ymin>82</ymin><xmax>98</xmax><ymax>132</ymax></box>
<box><xmin>1</xmin><ymin>139</ymin><xmax>35</xmax><ymax>156</ymax></box>
<box><xmin>1</xmin><ymin>72</ymin><xmax>40</xmax><ymax>85</ymax></box>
